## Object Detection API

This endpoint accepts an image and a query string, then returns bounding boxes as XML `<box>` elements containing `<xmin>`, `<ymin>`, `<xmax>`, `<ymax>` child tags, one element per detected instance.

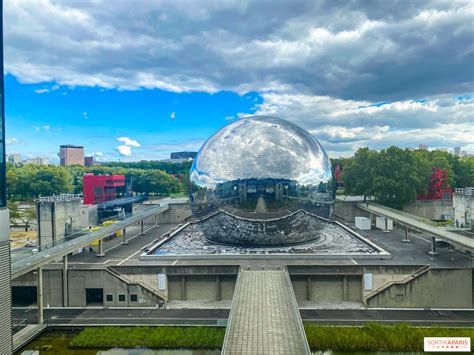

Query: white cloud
<box><xmin>5</xmin><ymin>137</ymin><xmax>25</xmax><ymax>145</ymax></box>
<box><xmin>248</xmin><ymin>92</ymin><xmax>474</xmax><ymax>157</ymax></box>
<box><xmin>170</xmin><ymin>112</ymin><xmax>176</xmax><ymax>119</ymax></box>
<box><xmin>224</xmin><ymin>116</ymin><xmax>234</xmax><ymax>120</ymax></box>
<box><xmin>42</xmin><ymin>125</ymin><xmax>51</xmax><ymax>131</ymax></box>
<box><xmin>116</xmin><ymin>136</ymin><xmax>141</xmax><ymax>156</ymax></box>
<box><xmin>117</xmin><ymin>145</ymin><xmax>132</xmax><ymax>156</ymax></box>
<box><xmin>34</xmin><ymin>84</ymin><xmax>59</xmax><ymax>94</ymax></box>
<box><xmin>4</xmin><ymin>1</ymin><xmax>472</xmax><ymax>100</ymax></box>
<box><xmin>117</xmin><ymin>136</ymin><xmax>140</xmax><ymax>147</ymax></box>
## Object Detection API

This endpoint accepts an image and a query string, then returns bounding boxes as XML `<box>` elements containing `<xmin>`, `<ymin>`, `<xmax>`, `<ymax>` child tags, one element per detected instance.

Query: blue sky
<box><xmin>6</xmin><ymin>74</ymin><xmax>262</xmax><ymax>161</ymax></box>
<box><xmin>4</xmin><ymin>1</ymin><xmax>473</xmax><ymax>162</ymax></box>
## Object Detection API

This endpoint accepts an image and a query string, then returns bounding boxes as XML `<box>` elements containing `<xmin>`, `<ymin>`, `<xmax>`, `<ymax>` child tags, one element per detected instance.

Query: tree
<box><xmin>342</xmin><ymin>147</ymin><xmax>377</xmax><ymax>201</ymax></box>
<box><xmin>7</xmin><ymin>202</ymin><xmax>36</xmax><ymax>231</ymax></box>
<box><xmin>370</xmin><ymin>146</ymin><xmax>424</xmax><ymax>209</ymax></box>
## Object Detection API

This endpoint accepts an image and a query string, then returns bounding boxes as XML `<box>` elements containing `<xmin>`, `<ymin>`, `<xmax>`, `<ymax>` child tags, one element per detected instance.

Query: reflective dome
<box><xmin>189</xmin><ymin>116</ymin><xmax>335</xmax><ymax>246</ymax></box>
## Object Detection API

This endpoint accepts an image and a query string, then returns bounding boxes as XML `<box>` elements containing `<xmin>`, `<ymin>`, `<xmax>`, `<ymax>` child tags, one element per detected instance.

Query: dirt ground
<box><xmin>10</xmin><ymin>230</ymin><xmax>38</xmax><ymax>249</ymax></box>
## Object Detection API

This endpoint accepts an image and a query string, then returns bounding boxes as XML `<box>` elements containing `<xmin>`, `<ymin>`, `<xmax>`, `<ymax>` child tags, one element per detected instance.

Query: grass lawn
<box><xmin>70</xmin><ymin>326</ymin><xmax>225</xmax><ymax>349</ymax></box>
<box><xmin>305</xmin><ymin>323</ymin><xmax>474</xmax><ymax>351</ymax></box>
<box><xmin>70</xmin><ymin>324</ymin><xmax>474</xmax><ymax>351</ymax></box>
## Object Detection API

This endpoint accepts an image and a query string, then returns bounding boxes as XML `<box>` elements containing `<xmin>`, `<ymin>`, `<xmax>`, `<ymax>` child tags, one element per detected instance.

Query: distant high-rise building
<box><xmin>0</xmin><ymin>6</ymin><xmax>13</xmax><ymax>351</ymax></box>
<box><xmin>59</xmin><ymin>145</ymin><xmax>84</xmax><ymax>166</ymax></box>
<box><xmin>7</xmin><ymin>153</ymin><xmax>21</xmax><ymax>164</ymax></box>
<box><xmin>418</xmin><ymin>144</ymin><xmax>428</xmax><ymax>150</ymax></box>
<box><xmin>454</xmin><ymin>146</ymin><xmax>461</xmax><ymax>156</ymax></box>
<box><xmin>170</xmin><ymin>151</ymin><xmax>197</xmax><ymax>160</ymax></box>
<box><xmin>25</xmin><ymin>157</ymin><xmax>49</xmax><ymax>165</ymax></box>
<box><xmin>84</xmin><ymin>156</ymin><xmax>94</xmax><ymax>167</ymax></box>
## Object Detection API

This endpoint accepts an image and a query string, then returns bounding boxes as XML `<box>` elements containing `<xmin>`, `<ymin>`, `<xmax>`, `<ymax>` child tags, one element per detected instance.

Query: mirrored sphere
<box><xmin>189</xmin><ymin>116</ymin><xmax>335</xmax><ymax>246</ymax></box>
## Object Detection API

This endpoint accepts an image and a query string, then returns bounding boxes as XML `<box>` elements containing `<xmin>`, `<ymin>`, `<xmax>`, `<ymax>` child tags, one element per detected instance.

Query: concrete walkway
<box><xmin>358</xmin><ymin>202</ymin><xmax>474</xmax><ymax>252</ymax></box>
<box><xmin>13</xmin><ymin>323</ymin><xmax>47</xmax><ymax>352</ymax></box>
<box><xmin>222</xmin><ymin>269</ymin><xmax>310</xmax><ymax>355</ymax></box>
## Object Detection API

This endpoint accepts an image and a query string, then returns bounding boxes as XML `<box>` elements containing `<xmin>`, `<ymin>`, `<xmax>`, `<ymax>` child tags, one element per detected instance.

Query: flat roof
<box><xmin>59</xmin><ymin>144</ymin><xmax>84</xmax><ymax>149</ymax></box>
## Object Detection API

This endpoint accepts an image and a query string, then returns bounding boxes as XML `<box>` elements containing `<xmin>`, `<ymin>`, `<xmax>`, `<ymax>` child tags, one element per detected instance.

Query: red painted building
<box><xmin>83</xmin><ymin>174</ymin><xmax>126</xmax><ymax>205</ymax></box>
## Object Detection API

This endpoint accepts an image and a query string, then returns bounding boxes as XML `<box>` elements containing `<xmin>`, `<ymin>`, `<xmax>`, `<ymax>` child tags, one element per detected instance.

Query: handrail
<box><xmin>363</xmin><ymin>265</ymin><xmax>431</xmax><ymax>304</ymax></box>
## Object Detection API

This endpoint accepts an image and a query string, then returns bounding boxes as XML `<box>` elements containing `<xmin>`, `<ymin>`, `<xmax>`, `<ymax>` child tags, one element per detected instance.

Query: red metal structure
<box><xmin>417</xmin><ymin>167</ymin><xmax>453</xmax><ymax>200</ymax></box>
<box><xmin>83</xmin><ymin>174</ymin><xmax>126</xmax><ymax>205</ymax></box>
<box><xmin>334</xmin><ymin>165</ymin><xmax>344</xmax><ymax>188</ymax></box>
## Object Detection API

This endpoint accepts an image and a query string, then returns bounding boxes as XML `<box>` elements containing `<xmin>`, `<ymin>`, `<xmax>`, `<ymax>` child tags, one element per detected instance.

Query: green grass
<box><xmin>305</xmin><ymin>323</ymin><xmax>474</xmax><ymax>351</ymax></box>
<box><xmin>70</xmin><ymin>324</ymin><xmax>474</xmax><ymax>351</ymax></box>
<box><xmin>169</xmin><ymin>192</ymin><xmax>187</xmax><ymax>198</ymax></box>
<box><xmin>70</xmin><ymin>326</ymin><xmax>225</xmax><ymax>349</ymax></box>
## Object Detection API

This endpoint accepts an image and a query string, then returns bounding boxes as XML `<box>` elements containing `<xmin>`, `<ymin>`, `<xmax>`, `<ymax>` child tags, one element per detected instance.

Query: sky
<box><xmin>4</xmin><ymin>0</ymin><xmax>474</xmax><ymax>163</ymax></box>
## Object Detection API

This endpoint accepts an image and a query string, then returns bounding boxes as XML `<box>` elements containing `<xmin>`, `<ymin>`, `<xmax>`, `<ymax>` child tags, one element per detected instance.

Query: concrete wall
<box><xmin>454</xmin><ymin>190</ymin><xmax>473</xmax><ymax>229</ymax></box>
<box><xmin>154</xmin><ymin>203</ymin><xmax>193</xmax><ymax>224</ymax></box>
<box><xmin>12</xmin><ymin>265</ymin><xmax>472</xmax><ymax>309</ymax></box>
<box><xmin>362</xmin><ymin>265</ymin><xmax>422</xmax><ymax>297</ymax></box>
<box><xmin>334</xmin><ymin>200</ymin><xmax>372</xmax><ymax>223</ymax></box>
<box><xmin>290</xmin><ymin>275</ymin><xmax>362</xmax><ymax>302</ymax></box>
<box><xmin>368</xmin><ymin>268</ymin><xmax>472</xmax><ymax>308</ymax></box>
<box><xmin>12</xmin><ymin>269</ymin><xmax>163</xmax><ymax>307</ymax></box>
<box><xmin>167</xmin><ymin>275</ymin><xmax>236</xmax><ymax>301</ymax></box>
<box><xmin>403</xmin><ymin>200</ymin><xmax>453</xmax><ymax>220</ymax></box>
<box><xmin>37</xmin><ymin>199</ymin><xmax>82</xmax><ymax>246</ymax></box>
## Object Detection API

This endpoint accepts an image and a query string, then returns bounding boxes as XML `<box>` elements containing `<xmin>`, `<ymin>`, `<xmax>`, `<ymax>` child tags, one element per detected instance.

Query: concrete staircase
<box><xmin>106</xmin><ymin>266</ymin><xmax>168</xmax><ymax>302</ymax></box>
<box><xmin>363</xmin><ymin>265</ymin><xmax>431</xmax><ymax>305</ymax></box>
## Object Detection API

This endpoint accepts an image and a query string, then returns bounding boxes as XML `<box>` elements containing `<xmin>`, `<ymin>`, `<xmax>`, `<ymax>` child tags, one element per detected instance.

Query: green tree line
<box><xmin>6</xmin><ymin>161</ymin><xmax>191</xmax><ymax>201</ymax></box>
<box><xmin>335</xmin><ymin>147</ymin><xmax>474</xmax><ymax>209</ymax></box>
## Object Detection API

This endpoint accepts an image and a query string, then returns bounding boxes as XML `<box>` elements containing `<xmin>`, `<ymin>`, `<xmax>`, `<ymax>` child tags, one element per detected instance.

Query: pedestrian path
<box><xmin>222</xmin><ymin>268</ymin><xmax>310</xmax><ymax>354</ymax></box>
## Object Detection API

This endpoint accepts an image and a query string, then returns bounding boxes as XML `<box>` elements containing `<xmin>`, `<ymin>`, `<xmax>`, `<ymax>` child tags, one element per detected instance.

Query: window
<box><xmin>118</xmin><ymin>294</ymin><xmax>126</xmax><ymax>302</ymax></box>
<box><xmin>130</xmin><ymin>294</ymin><xmax>138</xmax><ymax>302</ymax></box>
<box><xmin>106</xmin><ymin>294</ymin><xmax>113</xmax><ymax>302</ymax></box>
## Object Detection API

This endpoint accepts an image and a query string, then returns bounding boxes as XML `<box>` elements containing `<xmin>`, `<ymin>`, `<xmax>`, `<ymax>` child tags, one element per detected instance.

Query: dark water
<box><xmin>17</xmin><ymin>333</ymin><xmax>425</xmax><ymax>355</ymax></box>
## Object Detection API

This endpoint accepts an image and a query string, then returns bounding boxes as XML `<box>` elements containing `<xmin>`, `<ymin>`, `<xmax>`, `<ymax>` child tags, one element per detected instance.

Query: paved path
<box><xmin>13</xmin><ymin>323</ymin><xmax>47</xmax><ymax>352</ymax></box>
<box><xmin>12</xmin><ymin>307</ymin><xmax>474</xmax><ymax>326</ymax></box>
<box><xmin>222</xmin><ymin>269</ymin><xmax>310</xmax><ymax>355</ymax></box>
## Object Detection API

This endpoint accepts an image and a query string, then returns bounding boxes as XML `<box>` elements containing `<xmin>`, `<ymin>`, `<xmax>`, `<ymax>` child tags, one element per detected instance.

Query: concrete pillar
<box><xmin>37</xmin><ymin>267</ymin><xmax>44</xmax><ymax>324</ymax></box>
<box><xmin>216</xmin><ymin>276</ymin><xmax>221</xmax><ymax>301</ymax></box>
<box><xmin>140</xmin><ymin>220</ymin><xmax>144</xmax><ymax>235</ymax></box>
<box><xmin>97</xmin><ymin>239</ymin><xmax>105</xmax><ymax>257</ymax></box>
<box><xmin>429</xmin><ymin>236</ymin><xmax>438</xmax><ymax>255</ymax></box>
<box><xmin>121</xmin><ymin>228</ymin><xmax>128</xmax><ymax>245</ymax></box>
<box><xmin>306</xmin><ymin>276</ymin><xmax>312</xmax><ymax>301</ymax></box>
<box><xmin>62</xmin><ymin>255</ymin><xmax>68</xmax><ymax>307</ymax></box>
<box><xmin>402</xmin><ymin>225</ymin><xmax>410</xmax><ymax>243</ymax></box>
<box><xmin>181</xmin><ymin>276</ymin><xmax>186</xmax><ymax>301</ymax></box>
<box><xmin>343</xmin><ymin>276</ymin><xmax>348</xmax><ymax>301</ymax></box>
<box><xmin>154</xmin><ymin>214</ymin><xmax>158</xmax><ymax>227</ymax></box>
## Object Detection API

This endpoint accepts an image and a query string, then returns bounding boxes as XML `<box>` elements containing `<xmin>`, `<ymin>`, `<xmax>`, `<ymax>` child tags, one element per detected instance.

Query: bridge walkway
<box><xmin>358</xmin><ymin>202</ymin><xmax>474</xmax><ymax>253</ymax></box>
<box><xmin>222</xmin><ymin>268</ymin><xmax>310</xmax><ymax>355</ymax></box>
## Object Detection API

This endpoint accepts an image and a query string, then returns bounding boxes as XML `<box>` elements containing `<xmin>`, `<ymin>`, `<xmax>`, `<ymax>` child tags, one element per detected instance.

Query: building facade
<box><xmin>83</xmin><ymin>174</ymin><xmax>126</xmax><ymax>205</ymax></box>
<box><xmin>84</xmin><ymin>156</ymin><xmax>94</xmax><ymax>167</ymax></box>
<box><xmin>59</xmin><ymin>145</ymin><xmax>84</xmax><ymax>166</ymax></box>
<box><xmin>0</xmin><ymin>5</ymin><xmax>13</xmax><ymax>351</ymax></box>
<box><xmin>454</xmin><ymin>188</ymin><xmax>473</xmax><ymax>229</ymax></box>
<box><xmin>7</xmin><ymin>153</ymin><xmax>21</xmax><ymax>164</ymax></box>
<box><xmin>25</xmin><ymin>157</ymin><xmax>49</xmax><ymax>165</ymax></box>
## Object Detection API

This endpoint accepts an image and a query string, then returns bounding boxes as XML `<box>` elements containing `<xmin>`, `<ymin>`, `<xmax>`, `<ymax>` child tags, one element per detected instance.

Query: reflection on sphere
<box><xmin>189</xmin><ymin>116</ymin><xmax>335</xmax><ymax>246</ymax></box>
